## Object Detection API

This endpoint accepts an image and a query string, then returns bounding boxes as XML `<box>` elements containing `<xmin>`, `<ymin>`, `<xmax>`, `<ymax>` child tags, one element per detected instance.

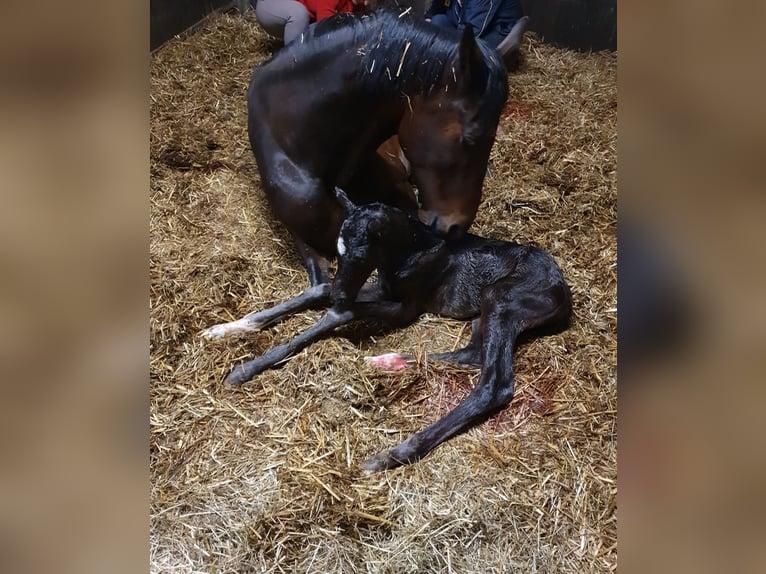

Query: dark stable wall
<box><xmin>521</xmin><ymin>0</ymin><xmax>616</xmax><ymax>52</ymax></box>
<box><xmin>151</xmin><ymin>0</ymin><xmax>237</xmax><ymax>51</ymax></box>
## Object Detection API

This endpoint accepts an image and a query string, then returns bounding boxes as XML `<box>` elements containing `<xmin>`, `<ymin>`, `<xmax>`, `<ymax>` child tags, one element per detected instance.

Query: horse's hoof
<box><xmin>201</xmin><ymin>324</ymin><xmax>231</xmax><ymax>340</ymax></box>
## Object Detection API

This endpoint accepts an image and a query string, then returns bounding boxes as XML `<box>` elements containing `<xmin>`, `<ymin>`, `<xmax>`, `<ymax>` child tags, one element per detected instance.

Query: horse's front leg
<box><xmin>258</xmin><ymin>150</ymin><xmax>345</xmax><ymax>286</ymax></box>
<box><xmin>267</xmin><ymin>176</ymin><xmax>345</xmax><ymax>287</ymax></box>
<box><xmin>294</xmin><ymin>238</ymin><xmax>333</xmax><ymax>287</ymax></box>
<box><xmin>201</xmin><ymin>284</ymin><xmax>332</xmax><ymax>340</ymax></box>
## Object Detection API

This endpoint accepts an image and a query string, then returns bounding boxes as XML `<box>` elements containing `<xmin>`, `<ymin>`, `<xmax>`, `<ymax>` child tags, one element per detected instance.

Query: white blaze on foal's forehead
<box><xmin>336</xmin><ymin>235</ymin><xmax>347</xmax><ymax>256</ymax></box>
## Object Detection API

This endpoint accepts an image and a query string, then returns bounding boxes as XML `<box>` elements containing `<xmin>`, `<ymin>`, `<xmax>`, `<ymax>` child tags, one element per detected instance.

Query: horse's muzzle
<box><xmin>418</xmin><ymin>210</ymin><xmax>467</xmax><ymax>239</ymax></box>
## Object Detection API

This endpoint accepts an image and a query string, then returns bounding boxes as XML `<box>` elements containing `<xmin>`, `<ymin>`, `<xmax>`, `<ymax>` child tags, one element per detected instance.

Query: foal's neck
<box><xmin>382</xmin><ymin>218</ymin><xmax>446</xmax><ymax>278</ymax></box>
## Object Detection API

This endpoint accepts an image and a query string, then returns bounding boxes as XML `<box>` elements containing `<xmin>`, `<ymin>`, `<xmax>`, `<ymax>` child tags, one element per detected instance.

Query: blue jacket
<box><xmin>426</xmin><ymin>0</ymin><xmax>524</xmax><ymax>48</ymax></box>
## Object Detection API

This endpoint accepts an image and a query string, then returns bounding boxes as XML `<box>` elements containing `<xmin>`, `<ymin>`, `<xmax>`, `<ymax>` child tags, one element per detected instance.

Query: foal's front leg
<box><xmin>225</xmin><ymin>307</ymin><xmax>355</xmax><ymax>385</ymax></box>
<box><xmin>225</xmin><ymin>300</ymin><xmax>418</xmax><ymax>386</ymax></box>
<box><xmin>202</xmin><ymin>283</ymin><xmax>331</xmax><ymax>340</ymax></box>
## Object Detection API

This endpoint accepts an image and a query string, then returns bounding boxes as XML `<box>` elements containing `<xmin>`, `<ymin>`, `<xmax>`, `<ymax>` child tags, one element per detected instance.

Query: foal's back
<box><xmin>423</xmin><ymin>237</ymin><xmax>530</xmax><ymax>319</ymax></box>
<box><xmin>339</xmin><ymin>201</ymin><xmax>569</xmax><ymax>323</ymax></box>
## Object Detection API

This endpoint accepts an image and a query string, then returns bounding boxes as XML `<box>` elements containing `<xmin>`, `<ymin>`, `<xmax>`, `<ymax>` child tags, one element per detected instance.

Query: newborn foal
<box><xmin>203</xmin><ymin>188</ymin><xmax>572</xmax><ymax>471</ymax></box>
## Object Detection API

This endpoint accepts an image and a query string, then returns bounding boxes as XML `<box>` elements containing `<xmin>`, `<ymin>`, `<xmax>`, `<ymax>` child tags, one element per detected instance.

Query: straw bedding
<box><xmin>150</xmin><ymin>12</ymin><xmax>616</xmax><ymax>573</ymax></box>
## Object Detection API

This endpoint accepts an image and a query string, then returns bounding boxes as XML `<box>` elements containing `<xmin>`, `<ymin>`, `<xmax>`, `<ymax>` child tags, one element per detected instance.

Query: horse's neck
<box><xmin>361</xmin><ymin>38</ymin><xmax>452</xmax><ymax>98</ymax></box>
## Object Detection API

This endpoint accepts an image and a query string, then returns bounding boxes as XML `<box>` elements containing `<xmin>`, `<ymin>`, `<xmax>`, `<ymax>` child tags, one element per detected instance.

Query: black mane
<box><xmin>270</xmin><ymin>10</ymin><xmax>508</xmax><ymax>120</ymax></box>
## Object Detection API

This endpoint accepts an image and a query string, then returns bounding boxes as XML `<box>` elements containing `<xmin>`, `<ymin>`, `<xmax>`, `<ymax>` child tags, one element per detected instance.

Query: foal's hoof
<box><xmin>364</xmin><ymin>353</ymin><xmax>410</xmax><ymax>371</ymax></box>
<box><xmin>362</xmin><ymin>452</ymin><xmax>396</xmax><ymax>473</ymax></box>
<box><xmin>224</xmin><ymin>355</ymin><xmax>273</xmax><ymax>386</ymax></box>
<box><xmin>224</xmin><ymin>364</ymin><xmax>252</xmax><ymax>386</ymax></box>
<box><xmin>201</xmin><ymin>324</ymin><xmax>233</xmax><ymax>340</ymax></box>
<box><xmin>362</xmin><ymin>449</ymin><xmax>409</xmax><ymax>472</ymax></box>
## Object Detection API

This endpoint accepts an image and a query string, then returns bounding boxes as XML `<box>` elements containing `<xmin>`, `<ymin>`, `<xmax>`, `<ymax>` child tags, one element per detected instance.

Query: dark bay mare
<box><xmin>247</xmin><ymin>10</ymin><xmax>509</xmax><ymax>286</ymax></box>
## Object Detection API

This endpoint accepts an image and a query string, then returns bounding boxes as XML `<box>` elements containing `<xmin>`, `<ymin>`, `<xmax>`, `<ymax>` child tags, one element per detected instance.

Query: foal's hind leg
<box><xmin>363</xmin><ymin>278</ymin><xmax>571</xmax><ymax>471</ymax></box>
<box><xmin>365</xmin><ymin>317</ymin><xmax>484</xmax><ymax>370</ymax></box>
<box><xmin>423</xmin><ymin>317</ymin><xmax>484</xmax><ymax>367</ymax></box>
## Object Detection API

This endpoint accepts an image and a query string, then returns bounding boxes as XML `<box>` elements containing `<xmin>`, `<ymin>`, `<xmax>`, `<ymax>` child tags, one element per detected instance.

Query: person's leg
<box><xmin>254</xmin><ymin>0</ymin><xmax>311</xmax><ymax>44</ymax></box>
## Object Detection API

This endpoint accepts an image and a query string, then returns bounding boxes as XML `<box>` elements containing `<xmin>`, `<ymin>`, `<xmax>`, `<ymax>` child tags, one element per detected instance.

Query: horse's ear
<box><xmin>456</xmin><ymin>25</ymin><xmax>486</xmax><ymax>96</ymax></box>
<box><xmin>496</xmin><ymin>16</ymin><xmax>530</xmax><ymax>71</ymax></box>
<box><xmin>334</xmin><ymin>186</ymin><xmax>356</xmax><ymax>214</ymax></box>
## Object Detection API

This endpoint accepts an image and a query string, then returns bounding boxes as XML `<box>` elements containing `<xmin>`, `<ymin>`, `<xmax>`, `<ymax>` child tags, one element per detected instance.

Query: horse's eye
<box><xmin>461</xmin><ymin>134</ymin><xmax>476</xmax><ymax>147</ymax></box>
<box><xmin>460</xmin><ymin>123</ymin><xmax>481</xmax><ymax>147</ymax></box>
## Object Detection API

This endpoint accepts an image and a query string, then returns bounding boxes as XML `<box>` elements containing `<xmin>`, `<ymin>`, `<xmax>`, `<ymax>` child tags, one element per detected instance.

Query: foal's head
<box><xmin>331</xmin><ymin>188</ymin><xmax>425</xmax><ymax>309</ymax></box>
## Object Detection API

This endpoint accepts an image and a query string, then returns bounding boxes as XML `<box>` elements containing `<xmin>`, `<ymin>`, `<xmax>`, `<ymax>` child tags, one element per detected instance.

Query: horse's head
<box><xmin>397</xmin><ymin>26</ymin><xmax>507</xmax><ymax>238</ymax></box>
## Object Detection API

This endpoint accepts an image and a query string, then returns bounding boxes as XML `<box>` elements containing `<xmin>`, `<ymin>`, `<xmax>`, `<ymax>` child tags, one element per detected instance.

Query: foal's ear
<box><xmin>397</xmin><ymin>239</ymin><xmax>445</xmax><ymax>281</ymax></box>
<box><xmin>333</xmin><ymin>186</ymin><xmax>356</xmax><ymax>214</ymax></box>
<box><xmin>456</xmin><ymin>25</ymin><xmax>486</xmax><ymax>96</ymax></box>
